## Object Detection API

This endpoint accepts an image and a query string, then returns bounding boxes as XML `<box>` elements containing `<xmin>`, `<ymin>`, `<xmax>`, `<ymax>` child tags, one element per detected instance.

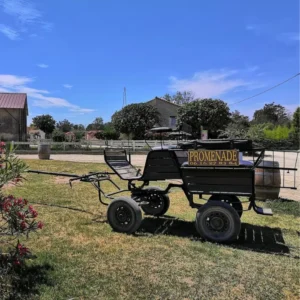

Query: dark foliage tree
<box><xmin>112</xmin><ymin>103</ymin><xmax>159</xmax><ymax>139</ymax></box>
<box><xmin>252</xmin><ymin>102</ymin><xmax>290</xmax><ymax>125</ymax></box>
<box><xmin>177</xmin><ymin>99</ymin><xmax>231</xmax><ymax>138</ymax></box>
<box><xmin>163</xmin><ymin>91</ymin><xmax>194</xmax><ymax>105</ymax></box>
<box><xmin>73</xmin><ymin>124</ymin><xmax>85</xmax><ymax>131</ymax></box>
<box><xmin>219</xmin><ymin>110</ymin><xmax>250</xmax><ymax>138</ymax></box>
<box><xmin>56</xmin><ymin>119</ymin><xmax>73</xmax><ymax>133</ymax></box>
<box><xmin>52</xmin><ymin>129</ymin><xmax>65</xmax><ymax>142</ymax></box>
<box><xmin>86</xmin><ymin>117</ymin><xmax>104</xmax><ymax>131</ymax></box>
<box><xmin>32</xmin><ymin>114</ymin><xmax>56</xmax><ymax>138</ymax></box>
<box><xmin>292</xmin><ymin>107</ymin><xmax>300</xmax><ymax>132</ymax></box>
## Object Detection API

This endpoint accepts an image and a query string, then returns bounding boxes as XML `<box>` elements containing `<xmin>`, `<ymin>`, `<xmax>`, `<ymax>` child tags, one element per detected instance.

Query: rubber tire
<box><xmin>140</xmin><ymin>187</ymin><xmax>170</xmax><ymax>216</ymax></box>
<box><xmin>107</xmin><ymin>197</ymin><xmax>142</xmax><ymax>234</ymax></box>
<box><xmin>209</xmin><ymin>195</ymin><xmax>243</xmax><ymax>217</ymax></box>
<box><xmin>195</xmin><ymin>201</ymin><xmax>241</xmax><ymax>243</ymax></box>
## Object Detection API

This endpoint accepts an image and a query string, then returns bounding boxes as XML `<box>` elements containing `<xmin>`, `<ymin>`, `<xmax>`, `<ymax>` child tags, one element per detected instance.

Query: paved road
<box><xmin>17</xmin><ymin>151</ymin><xmax>299</xmax><ymax>201</ymax></box>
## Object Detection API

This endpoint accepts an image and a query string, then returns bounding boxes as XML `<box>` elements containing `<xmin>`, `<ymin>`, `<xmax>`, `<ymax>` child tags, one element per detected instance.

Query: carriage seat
<box><xmin>104</xmin><ymin>150</ymin><xmax>142</xmax><ymax>180</ymax></box>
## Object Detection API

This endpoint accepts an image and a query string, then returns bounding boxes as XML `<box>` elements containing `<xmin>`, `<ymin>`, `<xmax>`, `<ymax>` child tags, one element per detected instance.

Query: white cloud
<box><xmin>0</xmin><ymin>24</ymin><xmax>19</xmax><ymax>40</ymax></box>
<box><xmin>277</xmin><ymin>32</ymin><xmax>300</xmax><ymax>43</ymax></box>
<box><xmin>168</xmin><ymin>69</ymin><xmax>251</xmax><ymax>98</ymax></box>
<box><xmin>63</xmin><ymin>84</ymin><xmax>73</xmax><ymax>89</ymax></box>
<box><xmin>0</xmin><ymin>0</ymin><xmax>53</xmax><ymax>40</ymax></box>
<box><xmin>0</xmin><ymin>74</ymin><xmax>94</xmax><ymax>113</ymax></box>
<box><xmin>0</xmin><ymin>0</ymin><xmax>41</xmax><ymax>23</ymax></box>
<box><xmin>37</xmin><ymin>63</ymin><xmax>48</xmax><ymax>68</ymax></box>
<box><xmin>0</xmin><ymin>74</ymin><xmax>32</xmax><ymax>87</ymax></box>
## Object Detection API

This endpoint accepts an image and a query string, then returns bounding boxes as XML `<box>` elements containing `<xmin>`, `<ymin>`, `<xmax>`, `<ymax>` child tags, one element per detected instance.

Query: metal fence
<box><xmin>11</xmin><ymin>140</ymin><xmax>179</xmax><ymax>151</ymax></box>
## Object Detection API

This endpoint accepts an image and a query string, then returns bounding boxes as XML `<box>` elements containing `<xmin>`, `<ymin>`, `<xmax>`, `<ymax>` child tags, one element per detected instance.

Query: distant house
<box><xmin>147</xmin><ymin>97</ymin><xmax>180</xmax><ymax>129</ymax></box>
<box><xmin>0</xmin><ymin>93</ymin><xmax>28</xmax><ymax>141</ymax></box>
<box><xmin>27</xmin><ymin>127</ymin><xmax>46</xmax><ymax>140</ymax></box>
<box><xmin>85</xmin><ymin>130</ymin><xmax>102</xmax><ymax>140</ymax></box>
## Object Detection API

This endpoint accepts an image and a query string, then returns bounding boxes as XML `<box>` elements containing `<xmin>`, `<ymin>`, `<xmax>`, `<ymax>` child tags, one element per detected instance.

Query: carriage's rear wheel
<box><xmin>195</xmin><ymin>201</ymin><xmax>241</xmax><ymax>243</ymax></box>
<box><xmin>138</xmin><ymin>187</ymin><xmax>170</xmax><ymax>216</ymax></box>
<box><xmin>107</xmin><ymin>197</ymin><xmax>142</xmax><ymax>234</ymax></box>
<box><xmin>209</xmin><ymin>195</ymin><xmax>243</xmax><ymax>217</ymax></box>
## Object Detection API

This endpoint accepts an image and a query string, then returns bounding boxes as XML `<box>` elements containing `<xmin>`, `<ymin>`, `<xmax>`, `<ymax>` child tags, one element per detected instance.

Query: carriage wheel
<box><xmin>195</xmin><ymin>201</ymin><xmax>241</xmax><ymax>243</ymax></box>
<box><xmin>139</xmin><ymin>187</ymin><xmax>170</xmax><ymax>216</ymax></box>
<box><xmin>209</xmin><ymin>195</ymin><xmax>243</xmax><ymax>217</ymax></box>
<box><xmin>107</xmin><ymin>197</ymin><xmax>142</xmax><ymax>234</ymax></box>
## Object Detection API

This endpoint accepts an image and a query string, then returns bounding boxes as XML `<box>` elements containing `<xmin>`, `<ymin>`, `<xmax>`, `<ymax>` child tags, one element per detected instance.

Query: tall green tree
<box><xmin>163</xmin><ymin>91</ymin><xmax>194</xmax><ymax>105</ymax></box>
<box><xmin>73</xmin><ymin>124</ymin><xmax>85</xmax><ymax>131</ymax></box>
<box><xmin>177</xmin><ymin>99</ymin><xmax>231</xmax><ymax>138</ymax></box>
<box><xmin>252</xmin><ymin>102</ymin><xmax>290</xmax><ymax>125</ymax></box>
<box><xmin>292</xmin><ymin>107</ymin><xmax>300</xmax><ymax>132</ymax></box>
<box><xmin>219</xmin><ymin>110</ymin><xmax>250</xmax><ymax>138</ymax></box>
<box><xmin>32</xmin><ymin>114</ymin><xmax>56</xmax><ymax>138</ymax></box>
<box><xmin>112</xmin><ymin>103</ymin><xmax>159</xmax><ymax>139</ymax></box>
<box><xmin>86</xmin><ymin>117</ymin><xmax>104</xmax><ymax>131</ymax></box>
<box><xmin>56</xmin><ymin>119</ymin><xmax>74</xmax><ymax>132</ymax></box>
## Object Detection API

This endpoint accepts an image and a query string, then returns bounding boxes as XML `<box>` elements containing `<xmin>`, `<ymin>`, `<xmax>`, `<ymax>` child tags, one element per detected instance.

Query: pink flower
<box><xmin>17</xmin><ymin>212</ymin><xmax>25</xmax><ymax>220</ymax></box>
<box><xmin>20</xmin><ymin>221</ymin><xmax>27</xmax><ymax>229</ymax></box>
<box><xmin>17</xmin><ymin>244</ymin><xmax>29</xmax><ymax>256</ymax></box>
<box><xmin>37</xmin><ymin>221</ymin><xmax>44</xmax><ymax>229</ymax></box>
<box><xmin>14</xmin><ymin>259</ymin><xmax>21</xmax><ymax>266</ymax></box>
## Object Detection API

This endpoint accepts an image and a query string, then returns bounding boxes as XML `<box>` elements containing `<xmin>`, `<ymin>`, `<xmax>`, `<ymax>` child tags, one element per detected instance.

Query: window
<box><xmin>169</xmin><ymin>116</ymin><xmax>176</xmax><ymax>127</ymax></box>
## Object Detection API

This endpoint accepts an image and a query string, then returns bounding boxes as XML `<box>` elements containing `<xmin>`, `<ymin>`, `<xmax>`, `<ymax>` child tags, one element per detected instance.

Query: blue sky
<box><xmin>0</xmin><ymin>0</ymin><xmax>299</xmax><ymax>126</ymax></box>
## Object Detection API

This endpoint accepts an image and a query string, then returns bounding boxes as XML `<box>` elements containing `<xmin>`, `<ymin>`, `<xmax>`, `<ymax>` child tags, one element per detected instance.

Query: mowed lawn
<box><xmin>3</xmin><ymin>159</ymin><xmax>300</xmax><ymax>300</ymax></box>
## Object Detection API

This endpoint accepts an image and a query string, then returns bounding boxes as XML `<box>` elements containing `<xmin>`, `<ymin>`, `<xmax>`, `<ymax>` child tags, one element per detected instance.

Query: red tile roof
<box><xmin>0</xmin><ymin>93</ymin><xmax>27</xmax><ymax>109</ymax></box>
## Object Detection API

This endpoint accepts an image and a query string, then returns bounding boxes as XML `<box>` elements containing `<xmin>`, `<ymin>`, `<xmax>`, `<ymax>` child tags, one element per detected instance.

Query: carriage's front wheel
<box><xmin>107</xmin><ymin>197</ymin><xmax>142</xmax><ymax>234</ymax></box>
<box><xmin>139</xmin><ymin>187</ymin><xmax>170</xmax><ymax>216</ymax></box>
<box><xmin>195</xmin><ymin>201</ymin><xmax>241</xmax><ymax>243</ymax></box>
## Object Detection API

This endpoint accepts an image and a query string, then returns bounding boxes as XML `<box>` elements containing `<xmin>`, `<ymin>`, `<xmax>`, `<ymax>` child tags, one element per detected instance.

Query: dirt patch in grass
<box><xmin>54</xmin><ymin>176</ymin><xmax>70</xmax><ymax>184</ymax></box>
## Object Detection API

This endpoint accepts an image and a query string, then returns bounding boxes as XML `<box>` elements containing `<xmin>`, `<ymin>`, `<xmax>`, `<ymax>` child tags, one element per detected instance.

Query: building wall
<box><xmin>148</xmin><ymin>98</ymin><xmax>179</xmax><ymax>129</ymax></box>
<box><xmin>0</xmin><ymin>108</ymin><xmax>27</xmax><ymax>141</ymax></box>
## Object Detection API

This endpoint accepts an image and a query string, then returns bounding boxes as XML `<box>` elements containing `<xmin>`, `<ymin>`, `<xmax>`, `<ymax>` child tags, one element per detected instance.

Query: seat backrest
<box><xmin>142</xmin><ymin>149</ymin><xmax>181</xmax><ymax>180</ymax></box>
<box><xmin>104</xmin><ymin>150</ymin><xmax>140</xmax><ymax>180</ymax></box>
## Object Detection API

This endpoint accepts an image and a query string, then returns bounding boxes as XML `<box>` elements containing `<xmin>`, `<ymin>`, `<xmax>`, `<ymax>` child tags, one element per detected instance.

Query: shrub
<box><xmin>0</xmin><ymin>142</ymin><xmax>43</xmax><ymax>297</ymax></box>
<box><xmin>52</xmin><ymin>129</ymin><xmax>65</xmax><ymax>142</ymax></box>
<box><xmin>264</xmin><ymin>125</ymin><xmax>294</xmax><ymax>140</ymax></box>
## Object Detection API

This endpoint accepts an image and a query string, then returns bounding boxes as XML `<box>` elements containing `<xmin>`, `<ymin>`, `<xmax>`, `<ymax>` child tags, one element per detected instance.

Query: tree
<box><xmin>73</xmin><ymin>124</ymin><xmax>85</xmax><ymax>131</ymax></box>
<box><xmin>112</xmin><ymin>103</ymin><xmax>160</xmax><ymax>139</ymax></box>
<box><xmin>32</xmin><ymin>114</ymin><xmax>56</xmax><ymax>138</ymax></box>
<box><xmin>163</xmin><ymin>91</ymin><xmax>194</xmax><ymax>105</ymax></box>
<box><xmin>177</xmin><ymin>99</ymin><xmax>231</xmax><ymax>138</ymax></box>
<box><xmin>86</xmin><ymin>117</ymin><xmax>104</xmax><ymax>131</ymax></box>
<box><xmin>219</xmin><ymin>110</ymin><xmax>250</xmax><ymax>138</ymax></box>
<box><xmin>52</xmin><ymin>129</ymin><xmax>65</xmax><ymax>142</ymax></box>
<box><xmin>292</xmin><ymin>107</ymin><xmax>300</xmax><ymax>132</ymax></box>
<box><xmin>252</xmin><ymin>102</ymin><xmax>290</xmax><ymax>125</ymax></box>
<box><xmin>56</xmin><ymin>119</ymin><xmax>73</xmax><ymax>133</ymax></box>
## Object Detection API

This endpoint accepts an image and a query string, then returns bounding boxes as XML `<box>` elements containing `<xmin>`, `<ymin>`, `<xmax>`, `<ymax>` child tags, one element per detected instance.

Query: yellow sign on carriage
<box><xmin>188</xmin><ymin>149</ymin><xmax>239</xmax><ymax>166</ymax></box>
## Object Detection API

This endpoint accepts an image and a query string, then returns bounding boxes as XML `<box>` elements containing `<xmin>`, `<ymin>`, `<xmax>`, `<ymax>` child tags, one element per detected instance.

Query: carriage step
<box><xmin>254</xmin><ymin>206</ymin><xmax>273</xmax><ymax>216</ymax></box>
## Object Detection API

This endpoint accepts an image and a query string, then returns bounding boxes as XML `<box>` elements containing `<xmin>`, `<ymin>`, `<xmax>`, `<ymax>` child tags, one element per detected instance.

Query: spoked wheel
<box><xmin>107</xmin><ymin>197</ymin><xmax>142</xmax><ymax>234</ymax></box>
<box><xmin>209</xmin><ymin>195</ymin><xmax>243</xmax><ymax>217</ymax></box>
<box><xmin>195</xmin><ymin>201</ymin><xmax>241</xmax><ymax>243</ymax></box>
<box><xmin>139</xmin><ymin>187</ymin><xmax>170</xmax><ymax>216</ymax></box>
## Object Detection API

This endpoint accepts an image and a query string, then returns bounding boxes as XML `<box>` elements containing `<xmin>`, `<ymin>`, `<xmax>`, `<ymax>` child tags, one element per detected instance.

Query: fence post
<box><xmin>63</xmin><ymin>142</ymin><xmax>66</xmax><ymax>151</ymax></box>
<box><xmin>133</xmin><ymin>140</ymin><xmax>135</xmax><ymax>152</ymax></box>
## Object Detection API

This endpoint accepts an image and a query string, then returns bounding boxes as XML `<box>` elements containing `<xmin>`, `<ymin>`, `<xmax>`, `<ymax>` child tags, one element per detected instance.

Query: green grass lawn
<box><xmin>2</xmin><ymin>159</ymin><xmax>300</xmax><ymax>300</ymax></box>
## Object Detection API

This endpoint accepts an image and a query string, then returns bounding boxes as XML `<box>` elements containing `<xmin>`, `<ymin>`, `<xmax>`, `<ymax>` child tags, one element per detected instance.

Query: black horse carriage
<box><xmin>29</xmin><ymin>128</ymin><xmax>298</xmax><ymax>243</ymax></box>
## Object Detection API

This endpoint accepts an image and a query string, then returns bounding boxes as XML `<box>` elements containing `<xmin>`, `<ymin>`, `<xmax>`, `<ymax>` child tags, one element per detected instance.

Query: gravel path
<box><xmin>17</xmin><ymin>152</ymin><xmax>299</xmax><ymax>201</ymax></box>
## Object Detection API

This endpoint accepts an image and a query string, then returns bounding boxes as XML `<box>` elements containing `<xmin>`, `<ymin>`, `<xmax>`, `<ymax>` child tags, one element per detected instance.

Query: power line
<box><xmin>229</xmin><ymin>72</ymin><xmax>300</xmax><ymax>106</ymax></box>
